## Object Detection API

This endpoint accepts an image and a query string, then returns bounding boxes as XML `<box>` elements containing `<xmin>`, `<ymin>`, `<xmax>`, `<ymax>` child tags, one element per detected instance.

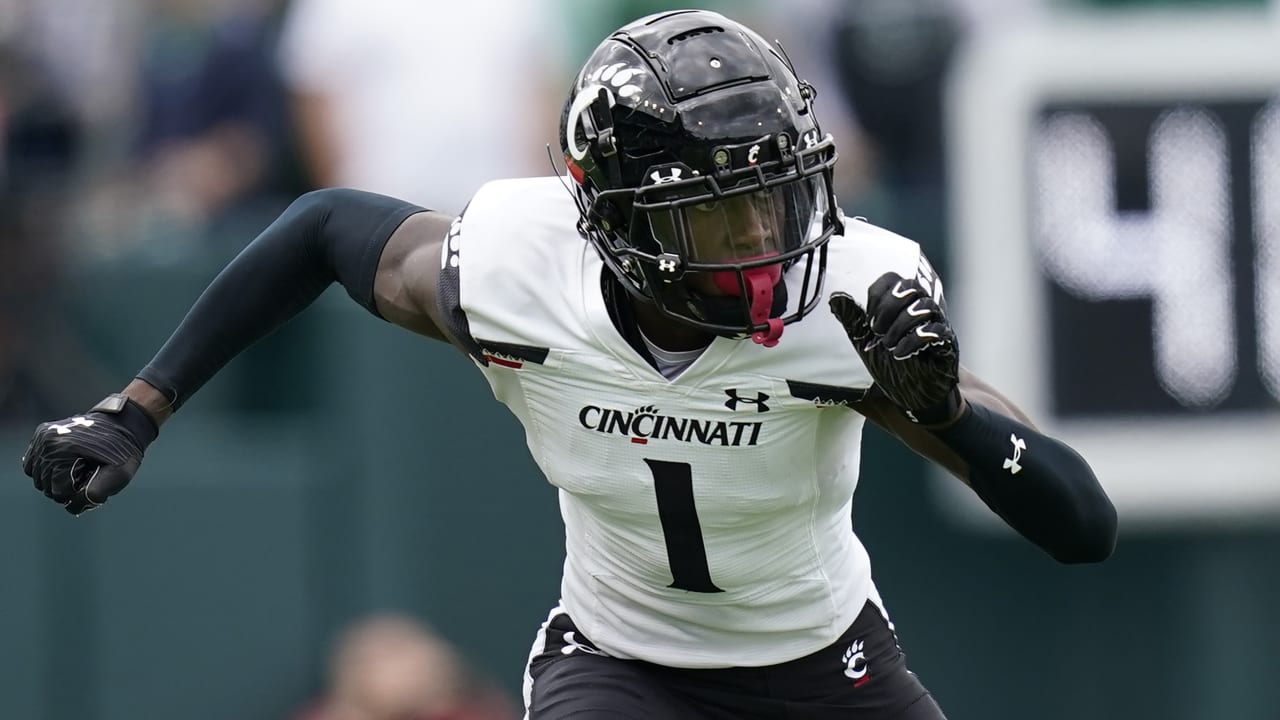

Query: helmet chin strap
<box><xmin>711</xmin><ymin>262</ymin><xmax>785</xmax><ymax>348</ymax></box>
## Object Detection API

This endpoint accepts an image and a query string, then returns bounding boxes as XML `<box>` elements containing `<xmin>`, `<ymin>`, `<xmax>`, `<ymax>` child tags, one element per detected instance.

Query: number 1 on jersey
<box><xmin>644</xmin><ymin>459</ymin><xmax>724</xmax><ymax>593</ymax></box>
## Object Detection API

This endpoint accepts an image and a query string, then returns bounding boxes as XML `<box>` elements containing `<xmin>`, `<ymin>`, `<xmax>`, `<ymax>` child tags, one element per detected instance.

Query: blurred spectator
<box><xmin>75</xmin><ymin>0</ymin><xmax>305</xmax><ymax>264</ymax></box>
<box><xmin>826</xmin><ymin>0</ymin><xmax>966</xmax><ymax>274</ymax></box>
<box><xmin>0</xmin><ymin>0</ymin><xmax>314</xmax><ymax>416</ymax></box>
<box><xmin>277</xmin><ymin>0</ymin><xmax>567</xmax><ymax>214</ymax></box>
<box><xmin>0</xmin><ymin>0</ymin><xmax>141</xmax><ymax>130</ymax></box>
<box><xmin>750</xmin><ymin>0</ymin><xmax>878</xmax><ymax>205</ymax></box>
<box><xmin>132</xmin><ymin>0</ymin><xmax>298</xmax><ymax>234</ymax></box>
<box><xmin>948</xmin><ymin>0</ymin><xmax>1046</xmax><ymax>32</ymax></box>
<box><xmin>0</xmin><ymin>40</ymin><xmax>99</xmax><ymax>423</ymax></box>
<box><xmin>296</xmin><ymin>614</ymin><xmax>516</xmax><ymax>720</ymax></box>
<box><xmin>823</xmin><ymin>0</ymin><xmax>1049</xmax><ymax>275</ymax></box>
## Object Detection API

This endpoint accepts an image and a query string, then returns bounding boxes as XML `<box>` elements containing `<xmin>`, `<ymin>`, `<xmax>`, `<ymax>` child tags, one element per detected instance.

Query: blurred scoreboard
<box><xmin>945</xmin><ymin>13</ymin><xmax>1280</xmax><ymax>525</ymax></box>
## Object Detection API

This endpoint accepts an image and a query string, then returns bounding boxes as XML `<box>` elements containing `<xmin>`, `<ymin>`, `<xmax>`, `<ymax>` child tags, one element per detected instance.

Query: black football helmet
<box><xmin>560</xmin><ymin>9</ymin><xmax>841</xmax><ymax>347</ymax></box>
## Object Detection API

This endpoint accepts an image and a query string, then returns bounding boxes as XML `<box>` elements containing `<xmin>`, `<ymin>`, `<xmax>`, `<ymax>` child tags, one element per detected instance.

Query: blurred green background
<box><xmin>2</xmin><ymin>0</ymin><xmax>1279</xmax><ymax>718</ymax></box>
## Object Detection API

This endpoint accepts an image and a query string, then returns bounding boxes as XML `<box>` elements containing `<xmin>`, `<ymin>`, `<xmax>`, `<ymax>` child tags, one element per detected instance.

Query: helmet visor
<box><xmin>645</xmin><ymin>175</ymin><xmax>828</xmax><ymax>267</ymax></box>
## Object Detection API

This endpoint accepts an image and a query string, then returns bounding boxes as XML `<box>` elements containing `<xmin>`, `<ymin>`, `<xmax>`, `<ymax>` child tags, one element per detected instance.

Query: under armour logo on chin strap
<box><xmin>50</xmin><ymin>417</ymin><xmax>95</xmax><ymax>435</ymax></box>
<box><xmin>725</xmin><ymin>389</ymin><xmax>770</xmax><ymax>412</ymax></box>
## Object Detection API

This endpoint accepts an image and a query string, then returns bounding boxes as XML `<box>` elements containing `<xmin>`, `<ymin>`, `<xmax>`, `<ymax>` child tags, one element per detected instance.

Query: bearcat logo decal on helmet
<box><xmin>565</xmin><ymin>62</ymin><xmax>657</xmax><ymax>164</ymax></box>
<box><xmin>588</xmin><ymin>62</ymin><xmax>645</xmax><ymax>99</ymax></box>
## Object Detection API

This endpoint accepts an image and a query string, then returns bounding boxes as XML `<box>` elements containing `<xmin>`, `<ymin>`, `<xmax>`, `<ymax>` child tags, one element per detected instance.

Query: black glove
<box><xmin>829</xmin><ymin>271</ymin><xmax>961</xmax><ymax>425</ymax></box>
<box><xmin>21</xmin><ymin>394</ymin><xmax>159</xmax><ymax>515</ymax></box>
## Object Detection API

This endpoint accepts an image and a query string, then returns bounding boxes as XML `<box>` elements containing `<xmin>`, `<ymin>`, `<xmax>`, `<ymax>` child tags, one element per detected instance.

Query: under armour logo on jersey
<box><xmin>560</xmin><ymin>631</ymin><xmax>606</xmax><ymax>656</ymax></box>
<box><xmin>724</xmin><ymin>389</ymin><xmax>770</xmax><ymax>412</ymax></box>
<box><xmin>649</xmin><ymin>167</ymin><xmax>683</xmax><ymax>185</ymax></box>
<box><xmin>50</xmin><ymin>417</ymin><xmax>94</xmax><ymax>435</ymax></box>
<box><xmin>842</xmin><ymin>639</ymin><xmax>871</xmax><ymax>686</ymax></box>
<box><xmin>1003</xmin><ymin>434</ymin><xmax>1026</xmax><ymax>474</ymax></box>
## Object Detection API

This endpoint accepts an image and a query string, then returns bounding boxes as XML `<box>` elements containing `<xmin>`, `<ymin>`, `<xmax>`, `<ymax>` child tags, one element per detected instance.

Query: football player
<box><xmin>21</xmin><ymin>10</ymin><xmax>1116</xmax><ymax>719</ymax></box>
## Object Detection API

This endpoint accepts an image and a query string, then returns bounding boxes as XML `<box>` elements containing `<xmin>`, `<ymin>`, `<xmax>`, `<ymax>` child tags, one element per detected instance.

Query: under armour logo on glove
<box><xmin>21</xmin><ymin>396</ymin><xmax>159</xmax><ymax>515</ymax></box>
<box><xmin>49</xmin><ymin>417</ymin><xmax>95</xmax><ymax>434</ymax></box>
<box><xmin>830</xmin><ymin>270</ymin><xmax>961</xmax><ymax>425</ymax></box>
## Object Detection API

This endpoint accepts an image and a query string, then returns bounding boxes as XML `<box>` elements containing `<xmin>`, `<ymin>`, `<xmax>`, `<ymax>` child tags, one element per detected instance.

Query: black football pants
<box><xmin>524</xmin><ymin>600</ymin><xmax>947</xmax><ymax>719</ymax></box>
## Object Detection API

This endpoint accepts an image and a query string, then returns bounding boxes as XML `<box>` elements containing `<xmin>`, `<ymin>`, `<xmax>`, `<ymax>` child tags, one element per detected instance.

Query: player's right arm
<box><xmin>21</xmin><ymin>188</ymin><xmax>459</xmax><ymax>515</ymax></box>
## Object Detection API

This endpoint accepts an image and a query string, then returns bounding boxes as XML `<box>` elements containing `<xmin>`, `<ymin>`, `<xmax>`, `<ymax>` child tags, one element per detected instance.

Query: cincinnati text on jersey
<box><xmin>577</xmin><ymin>404</ymin><xmax>764</xmax><ymax>447</ymax></box>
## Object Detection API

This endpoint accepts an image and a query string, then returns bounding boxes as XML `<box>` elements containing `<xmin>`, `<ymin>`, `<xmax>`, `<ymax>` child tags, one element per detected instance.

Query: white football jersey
<box><xmin>448</xmin><ymin>176</ymin><xmax>932</xmax><ymax>668</ymax></box>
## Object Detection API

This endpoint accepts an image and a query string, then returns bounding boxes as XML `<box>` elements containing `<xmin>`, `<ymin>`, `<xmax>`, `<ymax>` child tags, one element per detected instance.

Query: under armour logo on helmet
<box><xmin>655</xmin><ymin>253</ymin><xmax>682</xmax><ymax>276</ymax></box>
<box><xmin>649</xmin><ymin>167</ymin><xmax>683</xmax><ymax>184</ymax></box>
<box><xmin>724</xmin><ymin>389</ymin><xmax>770</xmax><ymax>412</ymax></box>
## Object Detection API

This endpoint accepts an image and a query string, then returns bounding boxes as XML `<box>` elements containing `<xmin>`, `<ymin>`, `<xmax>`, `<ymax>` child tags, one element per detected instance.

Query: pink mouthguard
<box><xmin>711</xmin><ymin>259</ymin><xmax>784</xmax><ymax>348</ymax></box>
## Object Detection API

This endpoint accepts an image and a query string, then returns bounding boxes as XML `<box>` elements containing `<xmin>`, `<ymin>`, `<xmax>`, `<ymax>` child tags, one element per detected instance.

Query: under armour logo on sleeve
<box><xmin>1003</xmin><ymin>434</ymin><xmax>1026</xmax><ymax>474</ymax></box>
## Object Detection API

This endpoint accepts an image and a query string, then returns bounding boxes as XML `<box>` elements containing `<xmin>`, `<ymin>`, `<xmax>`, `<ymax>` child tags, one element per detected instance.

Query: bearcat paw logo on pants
<box><xmin>842</xmin><ymin>639</ymin><xmax>870</xmax><ymax>685</ymax></box>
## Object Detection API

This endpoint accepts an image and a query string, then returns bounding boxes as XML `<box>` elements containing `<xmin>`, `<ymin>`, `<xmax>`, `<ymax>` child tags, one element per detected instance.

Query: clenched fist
<box><xmin>21</xmin><ymin>394</ymin><xmax>158</xmax><ymax>515</ymax></box>
<box><xmin>830</xmin><ymin>271</ymin><xmax>961</xmax><ymax>425</ymax></box>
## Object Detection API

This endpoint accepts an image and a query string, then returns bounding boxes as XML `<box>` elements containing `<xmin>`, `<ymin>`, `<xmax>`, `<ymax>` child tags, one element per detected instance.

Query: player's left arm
<box><xmin>854</xmin><ymin>368</ymin><xmax>1031</xmax><ymax>482</ymax></box>
<box><xmin>837</xmin><ymin>273</ymin><xmax>1118</xmax><ymax>565</ymax></box>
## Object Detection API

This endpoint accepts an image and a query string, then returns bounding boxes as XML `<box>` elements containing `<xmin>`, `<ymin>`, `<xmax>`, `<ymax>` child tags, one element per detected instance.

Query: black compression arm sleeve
<box><xmin>137</xmin><ymin>188</ymin><xmax>425</xmax><ymax>411</ymax></box>
<box><xmin>930</xmin><ymin>401</ymin><xmax>1118</xmax><ymax>564</ymax></box>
